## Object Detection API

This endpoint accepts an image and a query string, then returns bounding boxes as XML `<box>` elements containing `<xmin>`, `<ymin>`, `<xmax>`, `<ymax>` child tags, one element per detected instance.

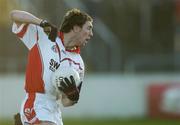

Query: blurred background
<box><xmin>1</xmin><ymin>0</ymin><xmax>180</xmax><ymax>125</ymax></box>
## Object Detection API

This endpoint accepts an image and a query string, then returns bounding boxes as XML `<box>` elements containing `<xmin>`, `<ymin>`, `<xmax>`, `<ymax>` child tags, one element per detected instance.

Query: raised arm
<box><xmin>10</xmin><ymin>10</ymin><xmax>58</xmax><ymax>42</ymax></box>
<box><xmin>10</xmin><ymin>10</ymin><xmax>42</xmax><ymax>27</ymax></box>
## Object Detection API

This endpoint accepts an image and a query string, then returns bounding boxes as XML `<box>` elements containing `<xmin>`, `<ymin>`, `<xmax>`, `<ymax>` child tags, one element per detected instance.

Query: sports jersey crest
<box><xmin>51</xmin><ymin>45</ymin><xmax>58</xmax><ymax>53</ymax></box>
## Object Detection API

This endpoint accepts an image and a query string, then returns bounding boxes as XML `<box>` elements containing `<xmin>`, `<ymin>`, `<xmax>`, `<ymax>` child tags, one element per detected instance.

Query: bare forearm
<box><xmin>10</xmin><ymin>10</ymin><xmax>42</xmax><ymax>25</ymax></box>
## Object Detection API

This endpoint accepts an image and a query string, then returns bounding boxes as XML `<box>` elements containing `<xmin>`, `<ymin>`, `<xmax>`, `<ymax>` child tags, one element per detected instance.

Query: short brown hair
<box><xmin>60</xmin><ymin>8</ymin><xmax>93</xmax><ymax>33</ymax></box>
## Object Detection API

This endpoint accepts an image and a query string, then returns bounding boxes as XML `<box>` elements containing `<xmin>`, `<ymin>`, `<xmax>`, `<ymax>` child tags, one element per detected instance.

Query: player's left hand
<box><xmin>40</xmin><ymin>20</ymin><xmax>58</xmax><ymax>42</ymax></box>
<box><xmin>58</xmin><ymin>75</ymin><xmax>80</xmax><ymax>102</ymax></box>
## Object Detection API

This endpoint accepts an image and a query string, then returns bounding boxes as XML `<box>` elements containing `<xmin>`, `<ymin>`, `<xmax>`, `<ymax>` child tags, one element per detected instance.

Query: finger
<box><xmin>60</xmin><ymin>80</ymin><xmax>67</xmax><ymax>88</ymax></box>
<box><xmin>64</xmin><ymin>77</ymin><xmax>71</xmax><ymax>86</ymax></box>
<box><xmin>48</xmin><ymin>27</ymin><xmax>57</xmax><ymax>42</ymax></box>
<box><xmin>70</xmin><ymin>75</ymin><xmax>76</xmax><ymax>85</ymax></box>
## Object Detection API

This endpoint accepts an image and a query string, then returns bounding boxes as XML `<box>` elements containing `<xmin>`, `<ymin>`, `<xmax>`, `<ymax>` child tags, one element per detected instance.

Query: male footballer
<box><xmin>10</xmin><ymin>8</ymin><xmax>93</xmax><ymax>125</ymax></box>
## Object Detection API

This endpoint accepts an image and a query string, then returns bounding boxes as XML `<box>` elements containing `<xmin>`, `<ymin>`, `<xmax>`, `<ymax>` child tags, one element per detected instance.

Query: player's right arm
<box><xmin>10</xmin><ymin>10</ymin><xmax>58</xmax><ymax>48</ymax></box>
<box><xmin>10</xmin><ymin>10</ymin><xmax>44</xmax><ymax>49</ymax></box>
<box><xmin>10</xmin><ymin>10</ymin><xmax>42</xmax><ymax>28</ymax></box>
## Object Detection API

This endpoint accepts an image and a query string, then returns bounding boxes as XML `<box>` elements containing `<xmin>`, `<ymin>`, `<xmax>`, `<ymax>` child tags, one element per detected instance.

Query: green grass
<box><xmin>1</xmin><ymin>118</ymin><xmax>180</xmax><ymax>125</ymax></box>
<box><xmin>64</xmin><ymin>118</ymin><xmax>180</xmax><ymax>125</ymax></box>
<box><xmin>0</xmin><ymin>120</ymin><xmax>13</xmax><ymax>125</ymax></box>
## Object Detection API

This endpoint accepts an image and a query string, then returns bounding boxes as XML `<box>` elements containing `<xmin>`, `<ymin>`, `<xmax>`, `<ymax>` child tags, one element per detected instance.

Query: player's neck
<box><xmin>63</xmin><ymin>32</ymin><xmax>78</xmax><ymax>49</ymax></box>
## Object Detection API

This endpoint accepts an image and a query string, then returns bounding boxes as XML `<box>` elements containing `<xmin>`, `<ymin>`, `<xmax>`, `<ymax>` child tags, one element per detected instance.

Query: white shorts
<box><xmin>20</xmin><ymin>93</ymin><xmax>63</xmax><ymax>125</ymax></box>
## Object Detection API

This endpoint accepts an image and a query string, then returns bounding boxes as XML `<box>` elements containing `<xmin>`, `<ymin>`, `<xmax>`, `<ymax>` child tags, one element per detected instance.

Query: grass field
<box><xmin>0</xmin><ymin>118</ymin><xmax>180</xmax><ymax>125</ymax></box>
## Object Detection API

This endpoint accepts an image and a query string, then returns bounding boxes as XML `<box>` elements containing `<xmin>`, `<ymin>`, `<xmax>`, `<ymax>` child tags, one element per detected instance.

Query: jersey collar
<box><xmin>58</xmin><ymin>32</ymin><xmax>80</xmax><ymax>54</ymax></box>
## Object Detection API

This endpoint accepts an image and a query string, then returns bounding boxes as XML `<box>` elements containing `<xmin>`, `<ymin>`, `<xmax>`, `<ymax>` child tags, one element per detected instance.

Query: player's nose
<box><xmin>90</xmin><ymin>30</ymin><xmax>93</xmax><ymax>37</ymax></box>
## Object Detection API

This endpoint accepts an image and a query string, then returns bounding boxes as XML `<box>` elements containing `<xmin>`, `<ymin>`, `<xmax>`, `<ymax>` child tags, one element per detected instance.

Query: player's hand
<box><xmin>40</xmin><ymin>20</ymin><xmax>58</xmax><ymax>42</ymax></box>
<box><xmin>58</xmin><ymin>75</ymin><xmax>79</xmax><ymax>102</ymax></box>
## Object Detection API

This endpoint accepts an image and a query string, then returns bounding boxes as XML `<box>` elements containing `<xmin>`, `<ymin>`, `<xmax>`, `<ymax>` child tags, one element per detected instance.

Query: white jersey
<box><xmin>12</xmin><ymin>23</ymin><xmax>85</xmax><ymax>125</ymax></box>
<box><xmin>12</xmin><ymin>23</ymin><xmax>85</xmax><ymax>96</ymax></box>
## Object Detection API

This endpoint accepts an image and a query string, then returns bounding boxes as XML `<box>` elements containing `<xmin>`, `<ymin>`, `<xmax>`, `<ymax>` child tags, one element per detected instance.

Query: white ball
<box><xmin>51</xmin><ymin>66</ymin><xmax>80</xmax><ymax>92</ymax></box>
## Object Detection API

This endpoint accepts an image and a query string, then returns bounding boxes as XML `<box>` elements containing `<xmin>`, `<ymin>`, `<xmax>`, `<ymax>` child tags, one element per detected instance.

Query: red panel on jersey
<box><xmin>23</xmin><ymin>93</ymin><xmax>40</xmax><ymax>124</ymax></box>
<box><xmin>25</xmin><ymin>44</ymin><xmax>45</xmax><ymax>93</ymax></box>
<box><xmin>16</xmin><ymin>24</ymin><xmax>29</xmax><ymax>38</ymax></box>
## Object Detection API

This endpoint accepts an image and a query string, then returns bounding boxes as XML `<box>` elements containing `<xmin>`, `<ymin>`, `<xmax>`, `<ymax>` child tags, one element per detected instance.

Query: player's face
<box><xmin>75</xmin><ymin>21</ymin><xmax>93</xmax><ymax>47</ymax></box>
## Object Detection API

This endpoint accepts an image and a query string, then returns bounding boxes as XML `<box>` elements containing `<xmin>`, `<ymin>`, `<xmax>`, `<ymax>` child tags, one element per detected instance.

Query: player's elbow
<box><xmin>10</xmin><ymin>10</ymin><xmax>24</xmax><ymax>22</ymax></box>
<box><xmin>10</xmin><ymin>10</ymin><xmax>18</xmax><ymax>21</ymax></box>
<box><xmin>10</xmin><ymin>10</ymin><xmax>24</xmax><ymax>27</ymax></box>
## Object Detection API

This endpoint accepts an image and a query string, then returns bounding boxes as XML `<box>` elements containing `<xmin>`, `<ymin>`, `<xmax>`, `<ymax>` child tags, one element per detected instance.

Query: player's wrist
<box><xmin>39</xmin><ymin>19</ymin><xmax>48</xmax><ymax>27</ymax></box>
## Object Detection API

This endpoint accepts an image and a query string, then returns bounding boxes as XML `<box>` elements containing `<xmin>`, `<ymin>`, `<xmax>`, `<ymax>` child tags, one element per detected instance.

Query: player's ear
<box><xmin>73</xmin><ymin>25</ymin><xmax>81</xmax><ymax>33</ymax></box>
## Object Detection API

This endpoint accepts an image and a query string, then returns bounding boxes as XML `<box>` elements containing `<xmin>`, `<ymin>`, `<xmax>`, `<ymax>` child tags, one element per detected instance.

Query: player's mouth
<box><xmin>82</xmin><ymin>40</ymin><xmax>88</xmax><ymax>46</ymax></box>
<box><xmin>86</xmin><ymin>37</ymin><xmax>91</xmax><ymax>42</ymax></box>
<box><xmin>81</xmin><ymin>37</ymin><xmax>91</xmax><ymax>46</ymax></box>
<box><xmin>85</xmin><ymin>38</ymin><xmax>90</xmax><ymax>44</ymax></box>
